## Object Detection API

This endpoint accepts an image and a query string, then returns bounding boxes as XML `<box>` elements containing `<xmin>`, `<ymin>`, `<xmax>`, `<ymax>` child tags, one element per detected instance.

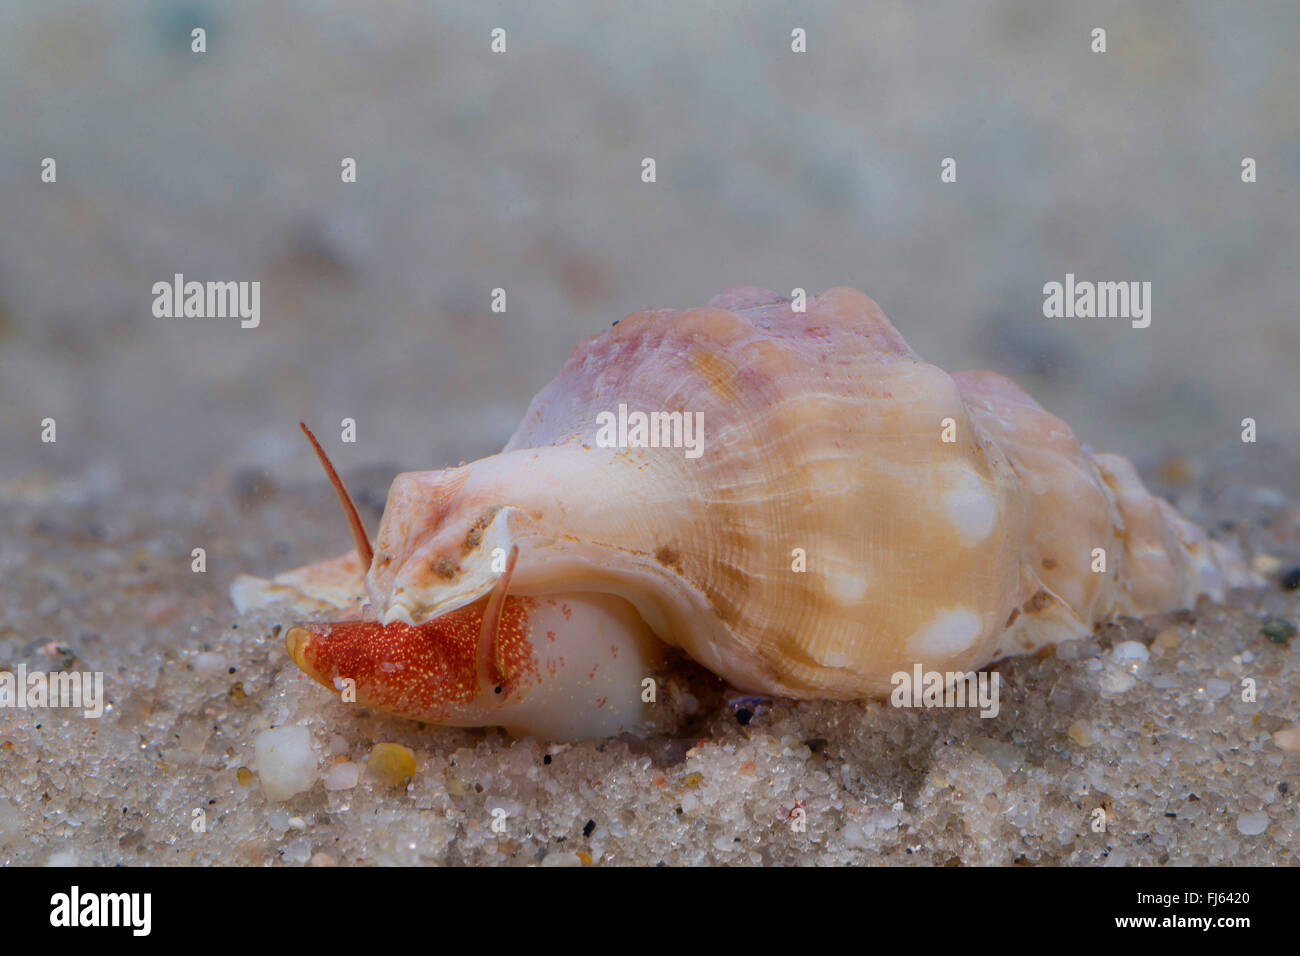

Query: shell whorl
<box><xmin>363</xmin><ymin>286</ymin><xmax>1255</xmax><ymax>700</ymax></box>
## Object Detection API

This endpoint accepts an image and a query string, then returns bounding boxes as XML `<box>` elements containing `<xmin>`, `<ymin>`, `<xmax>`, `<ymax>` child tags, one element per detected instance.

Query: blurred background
<box><xmin>2</xmin><ymin>0</ymin><xmax>1297</xmax><ymax>492</ymax></box>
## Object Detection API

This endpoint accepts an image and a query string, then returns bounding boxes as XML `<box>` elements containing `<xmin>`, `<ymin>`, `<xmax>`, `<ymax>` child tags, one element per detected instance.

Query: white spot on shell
<box><xmin>816</xmin><ymin>649</ymin><xmax>854</xmax><ymax>668</ymax></box>
<box><xmin>824</xmin><ymin>571</ymin><xmax>868</xmax><ymax>605</ymax></box>
<box><xmin>942</xmin><ymin>469</ymin><xmax>997</xmax><ymax>547</ymax></box>
<box><xmin>909</xmin><ymin>608</ymin><xmax>983</xmax><ymax>658</ymax></box>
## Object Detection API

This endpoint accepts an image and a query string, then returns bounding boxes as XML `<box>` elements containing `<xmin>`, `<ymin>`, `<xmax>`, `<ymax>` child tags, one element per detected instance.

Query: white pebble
<box><xmin>284</xmin><ymin>838</ymin><xmax>312</xmax><ymax>864</ymax></box>
<box><xmin>1113</xmin><ymin>641</ymin><xmax>1149</xmax><ymax>662</ymax></box>
<box><xmin>1204</xmin><ymin>679</ymin><xmax>1230</xmax><ymax>701</ymax></box>
<box><xmin>193</xmin><ymin>652</ymin><xmax>227</xmax><ymax>677</ymax></box>
<box><xmin>323</xmin><ymin>761</ymin><xmax>360</xmax><ymax>791</ymax></box>
<box><xmin>254</xmin><ymin>726</ymin><xmax>316</xmax><ymax>801</ymax></box>
<box><xmin>540</xmin><ymin>850</ymin><xmax>584</xmax><ymax>867</ymax></box>
<box><xmin>1236</xmin><ymin>811</ymin><xmax>1268</xmax><ymax>836</ymax></box>
<box><xmin>45</xmin><ymin>849</ymin><xmax>78</xmax><ymax>866</ymax></box>
<box><xmin>1099</xmin><ymin>667</ymin><xmax>1137</xmax><ymax>694</ymax></box>
<box><xmin>1272</xmin><ymin>725</ymin><xmax>1300</xmax><ymax>752</ymax></box>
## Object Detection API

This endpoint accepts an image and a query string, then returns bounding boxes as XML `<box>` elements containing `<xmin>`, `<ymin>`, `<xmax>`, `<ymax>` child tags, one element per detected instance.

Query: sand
<box><xmin>1</xmin><ymin>441</ymin><xmax>1297</xmax><ymax>866</ymax></box>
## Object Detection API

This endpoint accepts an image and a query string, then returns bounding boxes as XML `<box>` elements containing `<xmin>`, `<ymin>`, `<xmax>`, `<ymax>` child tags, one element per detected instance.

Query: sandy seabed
<box><xmin>1</xmin><ymin>441</ymin><xmax>1297</xmax><ymax>867</ymax></box>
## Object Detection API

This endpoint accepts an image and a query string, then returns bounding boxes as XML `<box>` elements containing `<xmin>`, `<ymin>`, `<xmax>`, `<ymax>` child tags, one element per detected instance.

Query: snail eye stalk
<box><xmin>299</xmin><ymin>421</ymin><xmax>374</xmax><ymax>571</ymax></box>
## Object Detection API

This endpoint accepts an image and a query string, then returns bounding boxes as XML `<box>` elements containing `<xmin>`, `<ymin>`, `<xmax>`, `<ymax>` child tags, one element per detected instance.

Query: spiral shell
<box><xmin>233</xmin><ymin>286</ymin><xmax>1256</xmax><ymax>732</ymax></box>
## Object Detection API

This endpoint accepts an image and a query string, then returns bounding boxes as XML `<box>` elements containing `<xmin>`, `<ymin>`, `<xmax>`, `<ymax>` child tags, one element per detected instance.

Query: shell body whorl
<box><xmin>353</xmin><ymin>286</ymin><xmax>1255</xmax><ymax>701</ymax></box>
<box><xmin>232</xmin><ymin>286</ymin><xmax>1258</xmax><ymax>735</ymax></box>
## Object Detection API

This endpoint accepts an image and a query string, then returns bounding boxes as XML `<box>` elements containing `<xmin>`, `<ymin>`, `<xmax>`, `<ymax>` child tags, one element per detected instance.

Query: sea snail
<box><xmin>231</xmin><ymin>286</ymin><xmax>1258</xmax><ymax>739</ymax></box>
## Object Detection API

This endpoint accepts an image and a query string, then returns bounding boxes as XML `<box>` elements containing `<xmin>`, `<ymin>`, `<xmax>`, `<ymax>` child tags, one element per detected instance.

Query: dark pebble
<box><xmin>1281</xmin><ymin>566</ymin><xmax>1300</xmax><ymax>591</ymax></box>
<box><xmin>1261</xmin><ymin>619</ymin><xmax>1297</xmax><ymax>643</ymax></box>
